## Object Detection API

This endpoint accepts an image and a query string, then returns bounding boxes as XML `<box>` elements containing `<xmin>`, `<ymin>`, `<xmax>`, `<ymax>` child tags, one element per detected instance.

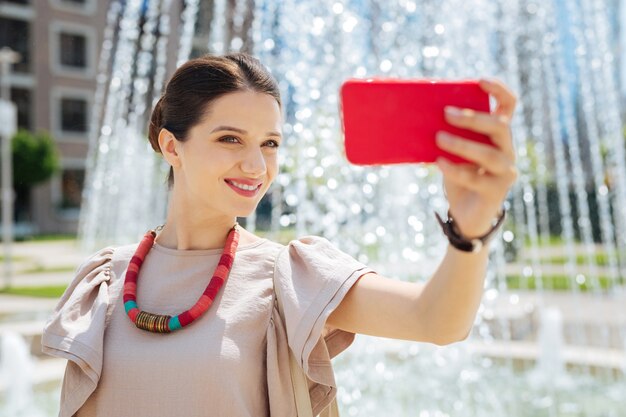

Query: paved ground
<box><xmin>0</xmin><ymin>239</ymin><xmax>87</xmax><ymax>288</ymax></box>
<box><xmin>0</xmin><ymin>294</ymin><xmax>58</xmax><ymax>314</ymax></box>
<box><xmin>0</xmin><ymin>242</ymin><xmax>80</xmax><ymax>320</ymax></box>
<box><xmin>6</xmin><ymin>239</ymin><xmax>86</xmax><ymax>268</ymax></box>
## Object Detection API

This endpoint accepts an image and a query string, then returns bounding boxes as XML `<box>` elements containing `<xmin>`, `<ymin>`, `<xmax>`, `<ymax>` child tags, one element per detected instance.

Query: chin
<box><xmin>226</xmin><ymin>188</ymin><xmax>269</xmax><ymax>219</ymax></box>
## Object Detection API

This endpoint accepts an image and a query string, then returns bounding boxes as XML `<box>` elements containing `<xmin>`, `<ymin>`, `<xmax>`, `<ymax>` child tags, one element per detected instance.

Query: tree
<box><xmin>12</xmin><ymin>129</ymin><xmax>59</xmax><ymax>188</ymax></box>
<box><xmin>9</xmin><ymin>129</ymin><xmax>60</xmax><ymax>222</ymax></box>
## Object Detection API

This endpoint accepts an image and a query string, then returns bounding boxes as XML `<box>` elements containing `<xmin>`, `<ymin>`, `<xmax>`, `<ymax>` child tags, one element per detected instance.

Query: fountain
<box><xmin>0</xmin><ymin>331</ymin><xmax>46</xmax><ymax>417</ymax></box>
<box><xmin>535</xmin><ymin>307</ymin><xmax>565</xmax><ymax>378</ymax></box>
<box><xmin>20</xmin><ymin>0</ymin><xmax>626</xmax><ymax>415</ymax></box>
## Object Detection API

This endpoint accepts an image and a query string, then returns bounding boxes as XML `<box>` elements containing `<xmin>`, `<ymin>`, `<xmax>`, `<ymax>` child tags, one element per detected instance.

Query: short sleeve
<box><xmin>273</xmin><ymin>235</ymin><xmax>376</xmax><ymax>414</ymax></box>
<box><xmin>41</xmin><ymin>246</ymin><xmax>116</xmax><ymax>417</ymax></box>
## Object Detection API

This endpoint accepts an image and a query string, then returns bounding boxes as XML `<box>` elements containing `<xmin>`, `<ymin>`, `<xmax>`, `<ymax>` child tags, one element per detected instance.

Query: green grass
<box><xmin>543</xmin><ymin>253</ymin><xmax>619</xmax><ymax>266</ymax></box>
<box><xmin>0</xmin><ymin>255</ymin><xmax>27</xmax><ymax>262</ymax></box>
<box><xmin>505</xmin><ymin>274</ymin><xmax>617</xmax><ymax>291</ymax></box>
<box><xmin>18</xmin><ymin>234</ymin><xmax>76</xmax><ymax>242</ymax></box>
<box><xmin>523</xmin><ymin>235</ymin><xmax>572</xmax><ymax>247</ymax></box>
<box><xmin>0</xmin><ymin>284</ymin><xmax>68</xmax><ymax>298</ymax></box>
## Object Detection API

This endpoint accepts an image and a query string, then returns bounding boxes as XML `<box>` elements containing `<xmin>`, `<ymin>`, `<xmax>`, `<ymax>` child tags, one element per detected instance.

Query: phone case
<box><xmin>339</xmin><ymin>78</ymin><xmax>492</xmax><ymax>165</ymax></box>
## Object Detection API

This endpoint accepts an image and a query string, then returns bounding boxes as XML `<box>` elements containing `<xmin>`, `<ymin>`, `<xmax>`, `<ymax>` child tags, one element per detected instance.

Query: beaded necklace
<box><xmin>123</xmin><ymin>223</ymin><xmax>240</xmax><ymax>333</ymax></box>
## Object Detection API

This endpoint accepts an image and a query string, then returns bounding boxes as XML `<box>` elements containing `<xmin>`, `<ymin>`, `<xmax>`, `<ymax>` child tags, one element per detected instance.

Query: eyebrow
<box><xmin>210</xmin><ymin>125</ymin><xmax>282</xmax><ymax>138</ymax></box>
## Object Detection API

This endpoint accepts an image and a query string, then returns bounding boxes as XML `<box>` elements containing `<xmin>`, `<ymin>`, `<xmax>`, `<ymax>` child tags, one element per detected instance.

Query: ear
<box><xmin>157</xmin><ymin>128</ymin><xmax>182</xmax><ymax>168</ymax></box>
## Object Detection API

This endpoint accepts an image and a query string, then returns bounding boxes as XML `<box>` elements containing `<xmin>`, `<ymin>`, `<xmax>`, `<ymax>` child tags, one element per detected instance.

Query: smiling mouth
<box><xmin>225</xmin><ymin>180</ymin><xmax>262</xmax><ymax>191</ymax></box>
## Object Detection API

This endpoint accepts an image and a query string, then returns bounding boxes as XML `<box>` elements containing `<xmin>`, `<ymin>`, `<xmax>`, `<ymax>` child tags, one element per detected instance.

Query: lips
<box><xmin>224</xmin><ymin>178</ymin><xmax>263</xmax><ymax>187</ymax></box>
<box><xmin>224</xmin><ymin>179</ymin><xmax>262</xmax><ymax>197</ymax></box>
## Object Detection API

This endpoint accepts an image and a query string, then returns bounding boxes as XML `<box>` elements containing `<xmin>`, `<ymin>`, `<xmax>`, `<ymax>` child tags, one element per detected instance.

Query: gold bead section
<box><xmin>136</xmin><ymin>311</ymin><xmax>171</xmax><ymax>333</ymax></box>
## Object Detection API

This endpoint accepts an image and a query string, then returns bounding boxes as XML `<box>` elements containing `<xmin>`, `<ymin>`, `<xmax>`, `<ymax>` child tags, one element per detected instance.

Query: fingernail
<box><xmin>444</xmin><ymin>106</ymin><xmax>462</xmax><ymax>116</ymax></box>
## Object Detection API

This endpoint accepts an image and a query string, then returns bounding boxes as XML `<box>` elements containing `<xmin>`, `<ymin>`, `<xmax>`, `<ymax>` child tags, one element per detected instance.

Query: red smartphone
<box><xmin>339</xmin><ymin>78</ymin><xmax>493</xmax><ymax>165</ymax></box>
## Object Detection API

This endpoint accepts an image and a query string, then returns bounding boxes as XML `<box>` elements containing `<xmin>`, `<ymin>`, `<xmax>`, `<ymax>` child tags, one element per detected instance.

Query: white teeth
<box><xmin>229</xmin><ymin>181</ymin><xmax>258</xmax><ymax>191</ymax></box>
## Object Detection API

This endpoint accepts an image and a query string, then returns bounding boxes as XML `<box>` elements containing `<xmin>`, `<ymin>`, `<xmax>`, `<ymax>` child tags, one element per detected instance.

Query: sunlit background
<box><xmin>1</xmin><ymin>0</ymin><xmax>625</xmax><ymax>416</ymax></box>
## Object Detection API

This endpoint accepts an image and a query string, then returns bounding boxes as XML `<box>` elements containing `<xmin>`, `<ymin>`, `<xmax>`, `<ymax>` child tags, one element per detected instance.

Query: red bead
<box><xmin>128</xmin><ymin>308</ymin><xmax>139</xmax><ymax>322</ymax></box>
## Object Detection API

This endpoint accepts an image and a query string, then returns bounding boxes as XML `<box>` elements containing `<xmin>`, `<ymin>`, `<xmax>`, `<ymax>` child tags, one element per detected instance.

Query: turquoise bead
<box><xmin>124</xmin><ymin>300</ymin><xmax>138</xmax><ymax>314</ymax></box>
<box><xmin>169</xmin><ymin>316</ymin><xmax>182</xmax><ymax>331</ymax></box>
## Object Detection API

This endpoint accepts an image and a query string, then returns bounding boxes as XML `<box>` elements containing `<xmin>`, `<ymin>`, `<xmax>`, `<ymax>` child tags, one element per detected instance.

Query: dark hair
<box><xmin>148</xmin><ymin>52</ymin><xmax>282</xmax><ymax>187</ymax></box>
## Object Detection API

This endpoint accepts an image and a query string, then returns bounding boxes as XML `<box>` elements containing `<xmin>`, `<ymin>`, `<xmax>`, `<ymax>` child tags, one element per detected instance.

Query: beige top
<box><xmin>41</xmin><ymin>235</ymin><xmax>375</xmax><ymax>417</ymax></box>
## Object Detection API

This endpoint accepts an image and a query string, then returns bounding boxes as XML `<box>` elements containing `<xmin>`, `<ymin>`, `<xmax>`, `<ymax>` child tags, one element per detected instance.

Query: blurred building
<box><xmin>0</xmin><ymin>0</ymin><xmax>111</xmax><ymax>235</ymax></box>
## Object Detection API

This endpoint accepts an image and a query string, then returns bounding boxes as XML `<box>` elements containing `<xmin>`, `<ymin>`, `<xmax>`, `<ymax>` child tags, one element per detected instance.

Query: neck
<box><xmin>155</xmin><ymin>187</ymin><xmax>239</xmax><ymax>251</ymax></box>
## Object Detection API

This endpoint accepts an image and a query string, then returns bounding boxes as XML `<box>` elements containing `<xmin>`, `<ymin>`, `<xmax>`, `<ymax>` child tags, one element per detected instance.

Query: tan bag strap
<box><xmin>273</xmin><ymin>269</ymin><xmax>340</xmax><ymax>417</ymax></box>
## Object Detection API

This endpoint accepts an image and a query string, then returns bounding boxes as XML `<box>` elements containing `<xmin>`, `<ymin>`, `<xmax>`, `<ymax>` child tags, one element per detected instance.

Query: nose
<box><xmin>240</xmin><ymin>147</ymin><xmax>267</xmax><ymax>177</ymax></box>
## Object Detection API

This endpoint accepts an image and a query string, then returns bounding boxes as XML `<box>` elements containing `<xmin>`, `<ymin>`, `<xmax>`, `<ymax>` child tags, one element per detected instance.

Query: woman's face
<box><xmin>174</xmin><ymin>90</ymin><xmax>282</xmax><ymax>219</ymax></box>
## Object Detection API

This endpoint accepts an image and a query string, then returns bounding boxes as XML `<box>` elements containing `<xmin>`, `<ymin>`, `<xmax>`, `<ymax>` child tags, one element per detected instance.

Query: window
<box><xmin>50</xmin><ymin>21</ymin><xmax>96</xmax><ymax>77</ymax></box>
<box><xmin>0</xmin><ymin>17</ymin><xmax>30</xmax><ymax>73</ymax></box>
<box><xmin>59</xmin><ymin>32</ymin><xmax>87</xmax><ymax>68</ymax></box>
<box><xmin>60</xmin><ymin>97</ymin><xmax>88</xmax><ymax>132</ymax></box>
<box><xmin>10</xmin><ymin>88</ymin><xmax>31</xmax><ymax>130</ymax></box>
<box><xmin>51</xmin><ymin>87</ymin><xmax>93</xmax><ymax>140</ymax></box>
<box><xmin>60</xmin><ymin>169</ymin><xmax>85</xmax><ymax>210</ymax></box>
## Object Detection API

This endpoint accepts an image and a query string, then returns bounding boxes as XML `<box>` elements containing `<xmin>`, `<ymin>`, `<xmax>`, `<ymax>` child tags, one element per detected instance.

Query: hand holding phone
<box><xmin>339</xmin><ymin>78</ymin><xmax>494</xmax><ymax>165</ymax></box>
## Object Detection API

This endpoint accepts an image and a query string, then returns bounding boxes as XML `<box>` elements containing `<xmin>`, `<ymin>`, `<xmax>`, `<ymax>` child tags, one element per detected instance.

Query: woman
<box><xmin>42</xmin><ymin>53</ymin><xmax>517</xmax><ymax>417</ymax></box>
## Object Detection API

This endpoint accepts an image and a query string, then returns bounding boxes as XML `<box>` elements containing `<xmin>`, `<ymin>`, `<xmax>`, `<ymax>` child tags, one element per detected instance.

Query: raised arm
<box><xmin>327</xmin><ymin>79</ymin><xmax>518</xmax><ymax>345</ymax></box>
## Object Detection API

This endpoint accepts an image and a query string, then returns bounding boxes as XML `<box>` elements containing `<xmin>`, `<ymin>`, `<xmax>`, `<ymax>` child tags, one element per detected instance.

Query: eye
<box><xmin>264</xmin><ymin>139</ymin><xmax>280</xmax><ymax>148</ymax></box>
<box><xmin>219</xmin><ymin>136</ymin><xmax>240</xmax><ymax>144</ymax></box>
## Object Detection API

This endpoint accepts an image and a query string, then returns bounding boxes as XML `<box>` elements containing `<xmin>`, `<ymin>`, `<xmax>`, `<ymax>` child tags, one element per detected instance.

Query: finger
<box><xmin>436</xmin><ymin>132</ymin><xmax>516</xmax><ymax>179</ymax></box>
<box><xmin>436</xmin><ymin>158</ymin><xmax>495</xmax><ymax>193</ymax></box>
<box><xmin>443</xmin><ymin>107</ymin><xmax>514</xmax><ymax>158</ymax></box>
<box><xmin>478</xmin><ymin>78</ymin><xmax>517</xmax><ymax>118</ymax></box>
